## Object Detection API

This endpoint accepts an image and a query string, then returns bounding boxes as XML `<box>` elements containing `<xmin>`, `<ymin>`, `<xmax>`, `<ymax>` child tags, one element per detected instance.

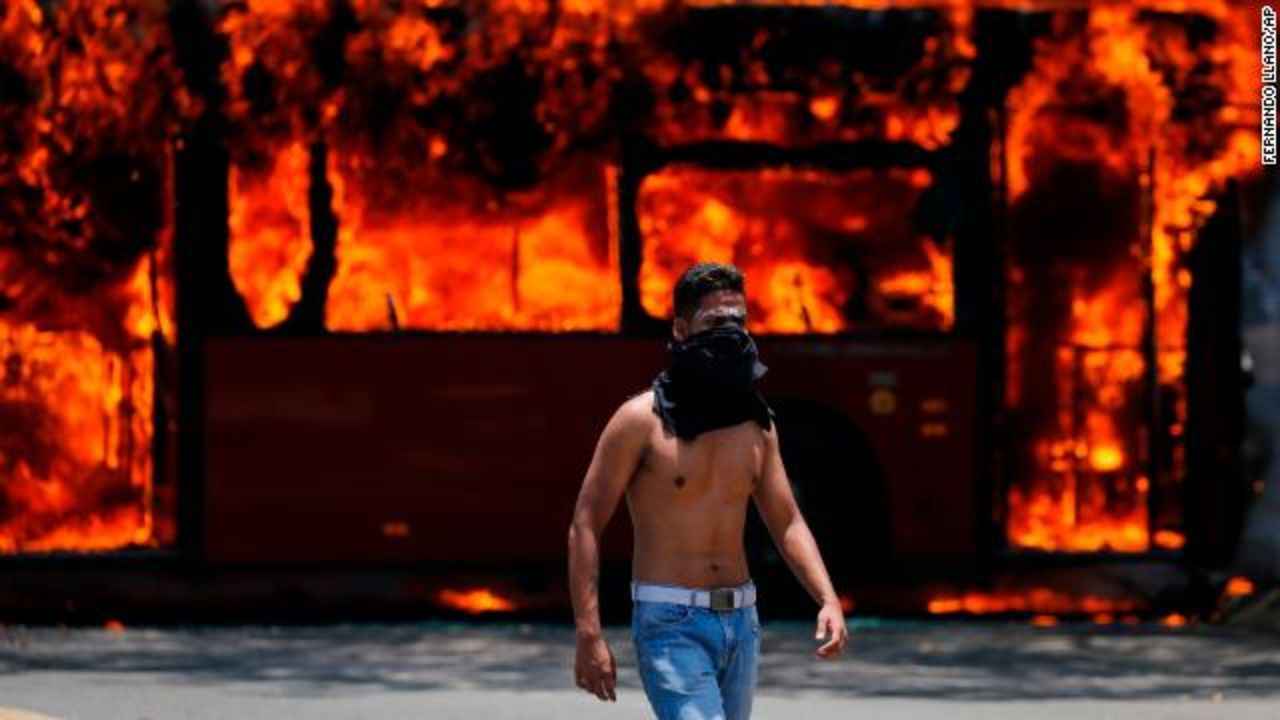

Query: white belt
<box><xmin>631</xmin><ymin>581</ymin><xmax>757</xmax><ymax>611</ymax></box>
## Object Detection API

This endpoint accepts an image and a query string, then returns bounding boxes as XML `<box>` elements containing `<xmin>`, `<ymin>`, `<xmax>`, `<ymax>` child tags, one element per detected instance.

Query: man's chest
<box><xmin>636</xmin><ymin>422</ymin><xmax>764</xmax><ymax>499</ymax></box>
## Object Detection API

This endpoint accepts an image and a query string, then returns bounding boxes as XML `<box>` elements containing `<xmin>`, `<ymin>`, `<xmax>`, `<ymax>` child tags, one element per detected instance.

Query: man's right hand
<box><xmin>574</xmin><ymin>633</ymin><xmax>617</xmax><ymax>702</ymax></box>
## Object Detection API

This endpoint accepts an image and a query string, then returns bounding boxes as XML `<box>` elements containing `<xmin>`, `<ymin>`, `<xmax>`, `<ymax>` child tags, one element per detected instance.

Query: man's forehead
<box><xmin>696</xmin><ymin>289</ymin><xmax>746</xmax><ymax>311</ymax></box>
<box><xmin>692</xmin><ymin>292</ymin><xmax>747</xmax><ymax>323</ymax></box>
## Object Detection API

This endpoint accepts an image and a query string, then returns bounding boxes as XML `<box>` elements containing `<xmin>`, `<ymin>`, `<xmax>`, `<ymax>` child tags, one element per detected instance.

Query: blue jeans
<box><xmin>630</xmin><ymin>587</ymin><xmax>760</xmax><ymax>720</ymax></box>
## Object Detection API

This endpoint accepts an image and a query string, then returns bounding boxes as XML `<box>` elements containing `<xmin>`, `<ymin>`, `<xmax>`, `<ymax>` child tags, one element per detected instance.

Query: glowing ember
<box><xmin>638</xmin><ymin>166</ymin><xmax>954</xmax><ymax>333</ymax></box>
<box><xmin>1160</xmin><ymin>612</ymin><xmax>1188</xmax><ymax>628</ymax></box>
<box><xmin>437</xmin><ymin>587</ymin><xmax>518</xmax><ymax>614</ymax></box>
<box><xmin>1152</xmin><ymin>530</ymin><xmax>1186</xmax><ymax>550</ymax></box>
<box><xmin>927</xmin><ymin>588</ymin><xmax>1141</xmax><ymax>616</ymax></box>
<box><xmin>1223</xmin><ymin>576</ymin><xmax>1255</xmax><ymax>598</ymax></box>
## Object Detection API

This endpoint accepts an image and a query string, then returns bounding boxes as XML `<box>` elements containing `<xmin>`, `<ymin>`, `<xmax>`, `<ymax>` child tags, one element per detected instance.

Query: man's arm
<box><xmin>751</xmin><ymin>426</ymin><xmax>849</xmax><ymax>658</ymax></box>
<box><xmin>567</xmin><ymin>395</ymin><xmax>649</xmax><ymax>701</ymax></box>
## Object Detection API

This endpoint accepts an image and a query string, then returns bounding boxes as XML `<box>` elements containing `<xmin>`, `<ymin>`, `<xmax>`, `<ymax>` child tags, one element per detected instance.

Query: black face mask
<box><xmin>668</xmin><ymin>324</ymin><xmax>767</xmax><ymax>394</ymax></box>
<box><xmin>651</xmin><ymin>324</ymin><xmax>774</xmax><ymax>440</ymax></box>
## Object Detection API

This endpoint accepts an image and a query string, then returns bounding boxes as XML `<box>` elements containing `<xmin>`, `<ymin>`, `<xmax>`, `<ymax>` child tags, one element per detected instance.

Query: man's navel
<box><xmin>673</xmin><ymin>475</ymin><xmax>686</xmax><ymax>489</ymax></box>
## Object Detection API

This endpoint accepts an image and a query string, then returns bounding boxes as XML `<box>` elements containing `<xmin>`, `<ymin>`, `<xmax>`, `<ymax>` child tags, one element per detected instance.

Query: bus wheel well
<box><xmin>745</xmin><ymin>398</ymin><xmax>892</xmax><ymax>591</ymax></box>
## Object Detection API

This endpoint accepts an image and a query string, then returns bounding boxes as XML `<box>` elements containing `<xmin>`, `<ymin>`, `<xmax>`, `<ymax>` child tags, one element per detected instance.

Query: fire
<box><xmin>324</xmin><ymin>159</ymin><xmax>620</xmax><ymax>331</ymax></box>
<box><xmin>0</xmin><ymin>0</ymin><xmax>188</xmax><ymax>553</ymax></box>
<box><xmin>637</xmin><ymin>166</ymin><xmax>954</xmax><ymax>333</ymax></box>
<box><xmin>1223</xmin><ymin>576</ymin><xmax>1255</xmax><ymax>598</ymax></box>
<box><xmin>220</xmin><ymin>0</ymin><xmax>334</xmax><ymax>329</ymax></box>
<box><xmin>0</xmin><ymin>323</ymin><xmax>156</xmax><ymax>552</ymax></box>
<box><xmin>436</xmin><ymin>587</ymin><xmax>518</xmax><ymax>614</ymax></box>
<box><xmin>1152</xmin><ymin>529</ymin><xmax>1185</xmax><ymax>550</ymax></box>
<box><xmin>641</xmin><ymin>3</ymin><xmax>972</xmax><ymax>150</ymax></box>
<box><xmin>2</xmin><ymin>0</ymin><xmax>1258</xmax><ymax>560</ymax></box>
<box><xmin>1002</xmin><ymin>4</ymin><xmax>1259</xmax><ymax>553</ymax></box>
<box><xmin>216</xmin><ymin>1</ymin><xmax>974</xmax><ymax>333</ymax></box>
<box><xmin>877</xmin><ymin>238</ymin><xmax>955</xmax><ymax>329</ymax></box>
<box><xmin>221</xmin><ymin>0</ymin><xmax>622</xmax><ymax>331</ymax></box>
<box><xmin>227</xmin><ymin>141</ymin><xmax>314</xmax><ymax>329</ymax></box>
<box><xmin>927</xmin><ymin>588</ymin><xmax>1142</xmax><ymax>616</ymax></box>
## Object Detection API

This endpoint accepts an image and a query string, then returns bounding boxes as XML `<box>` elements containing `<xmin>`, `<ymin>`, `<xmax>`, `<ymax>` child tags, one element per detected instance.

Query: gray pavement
<box><xmin>1</xmin><ymin>619</ymin><xmax>1278</xmax><ymax>719</ymax></box>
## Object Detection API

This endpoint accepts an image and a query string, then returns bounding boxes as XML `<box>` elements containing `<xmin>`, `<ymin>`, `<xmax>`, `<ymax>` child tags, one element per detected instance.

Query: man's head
<box><xmin>672</xmin><ymin>262</ymin><xmax>748</xmax><ymax>341</ymax></box>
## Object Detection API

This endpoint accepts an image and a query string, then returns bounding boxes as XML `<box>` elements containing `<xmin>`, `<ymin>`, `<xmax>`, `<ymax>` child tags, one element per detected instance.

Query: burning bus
<box><xmin>0</xmin><ymin>0</ymin><xmax>1268</xmax><ymax>618</ymax></box>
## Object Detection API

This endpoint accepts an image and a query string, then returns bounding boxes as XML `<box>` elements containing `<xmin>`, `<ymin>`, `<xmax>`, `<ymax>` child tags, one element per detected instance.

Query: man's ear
<box><xmin>672</xmin><ymin>317</ymin><xmax>689</xmax><ymax>341</ymax></box>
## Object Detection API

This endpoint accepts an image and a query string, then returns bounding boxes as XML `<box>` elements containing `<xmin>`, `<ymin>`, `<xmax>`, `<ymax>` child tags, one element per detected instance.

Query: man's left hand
<box><xmin>814</xmin><ymin>601</ymin><xmax>848</xmax><ymax>659</ymax></box>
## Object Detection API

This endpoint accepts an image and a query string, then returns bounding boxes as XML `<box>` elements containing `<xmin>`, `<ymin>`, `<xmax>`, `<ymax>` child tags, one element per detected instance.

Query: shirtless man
<box><xmin>568</xmin><ymin>262</ymin><xmax>849</xmax><ymax>719</ymax></box>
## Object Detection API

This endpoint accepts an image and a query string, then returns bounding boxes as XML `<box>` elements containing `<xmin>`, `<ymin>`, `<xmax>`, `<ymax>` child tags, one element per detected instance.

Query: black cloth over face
<box><xmin>651</xmin><ymin>324</ymin><xmax>774</xmax><ymax>440</ymax></box>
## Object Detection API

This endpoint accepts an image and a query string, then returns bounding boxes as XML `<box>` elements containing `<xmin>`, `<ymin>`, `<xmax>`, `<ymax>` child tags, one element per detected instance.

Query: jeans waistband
<box><xmin>631</xmin><ymin>579</ymin><xmax>757</xmax><ymax>609</ymax></box>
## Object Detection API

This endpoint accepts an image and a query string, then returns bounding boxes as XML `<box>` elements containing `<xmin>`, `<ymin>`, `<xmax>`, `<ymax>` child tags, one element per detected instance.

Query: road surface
<box><xmin>1</xmin><ymin>618</ymin><xmax>1276</xmax><ymax>719</ymax></box>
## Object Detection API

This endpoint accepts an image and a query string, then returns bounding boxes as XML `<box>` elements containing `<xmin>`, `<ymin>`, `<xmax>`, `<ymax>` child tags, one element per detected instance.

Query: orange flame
<box><xmin>222</xmin><ymin>1</ymin><xmax>622</xmax><ymax>331</ymax></box>
<box><xmin>877</xmin><ymin>238</ymin><xmax>955</xmax><ymax>329</ymax></box>
<box><xmin>927</xmin><ymin>588</ymin><xmax>1142</xmax><ymax>616</ymax></box>
<box><xmin>643</xmin><ymin>3</ymin><xmax>972</xmax><ymax>150</ymax></box>
<box><xmin>436</xmin><ymin>587</ymin><xmax>518</xmax><ymax>614</ymax></box>
<box><xmin>638</xmin><ymin>166</ymin><xmax>953</xmax><ymax>333</ymax></box>
<box><xmin>207</xmin><ymin>3</ymin><xmax>1262</xmax><ymax>574</ymax></box>
<box><xmin>227</xmin><ymin>141</ymin><xmax>314</xmax><ymax>328</ymax></box>
<box><xmin>1223</xmin><ymin>576</ymin><xmax>1255</xmax><ymax>598</ymax></box>
<box><xmin>1152</xmin><ymin>529</ymin><xmax>1186</xmax><ymax>550</ymax></box>
<box><xmin>0</xmin><ymin>0</ymin><xmax>188</xmax><ymax>553</ymax></box>
<box><xmin>220</xmin><ymin>0</ymin><xmax>333</xmax><ymax>329</ymax></box>
<box><xmin>325</xmin><ymin>159</ymin><xmax>620</xmax><ymax>331</ymax></box>
<box><xmin>1003</xmin><ymin>3</ymin><xmax>1258</xmax><ymax>553</ymax></box>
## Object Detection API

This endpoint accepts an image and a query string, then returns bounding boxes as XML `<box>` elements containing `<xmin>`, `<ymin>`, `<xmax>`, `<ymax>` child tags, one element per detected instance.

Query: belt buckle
<box><xmin>709</xmin><ymin>588</ymin><xmax>735</xmax><ymax>611</ymax></box>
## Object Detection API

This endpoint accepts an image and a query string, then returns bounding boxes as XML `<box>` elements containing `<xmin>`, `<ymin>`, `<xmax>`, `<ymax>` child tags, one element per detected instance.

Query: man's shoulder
<box><xmin>597</xmin><ymin>391</ymin><xmax>657</xmax><ymax>455</ymax></box>
<box><xmin>614</xmin><ymin>390</ymin><xmax>657</xmax><ymax>431</ymax></box>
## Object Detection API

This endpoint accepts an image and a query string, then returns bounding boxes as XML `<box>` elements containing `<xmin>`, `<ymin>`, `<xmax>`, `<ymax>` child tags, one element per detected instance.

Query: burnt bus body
<box><xmin>0</xmin><ymin>2</ymin><xmax>1256</xmax><ymax>622</ymax></box>
<box><xmin>203</xmin><ymin>144</ymin><xmax>985</xmax><ymax>610</ymax></box>
<box><xmin>185</xmin><ymin>5</ymin><xmax>1248</xmax><ymax>618</ymax></box>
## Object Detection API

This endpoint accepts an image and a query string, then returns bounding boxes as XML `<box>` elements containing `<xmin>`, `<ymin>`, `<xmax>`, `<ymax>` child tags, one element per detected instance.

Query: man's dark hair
<box><xmin>673</xmin><ymin>262</ymin><xmax>745</xmax><ymax>320</ymax></box>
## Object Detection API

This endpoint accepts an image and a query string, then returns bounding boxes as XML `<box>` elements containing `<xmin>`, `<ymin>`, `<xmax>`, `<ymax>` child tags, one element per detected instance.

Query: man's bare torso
<box><xmin>570</xmin><ymin>279</ymin><xmax>849</xmax><ymax>700</ymax></box>
<box><xmin>624</xmin><ymin>390</ymin><xmax>766</xmax><ymax>589</ymax></box>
